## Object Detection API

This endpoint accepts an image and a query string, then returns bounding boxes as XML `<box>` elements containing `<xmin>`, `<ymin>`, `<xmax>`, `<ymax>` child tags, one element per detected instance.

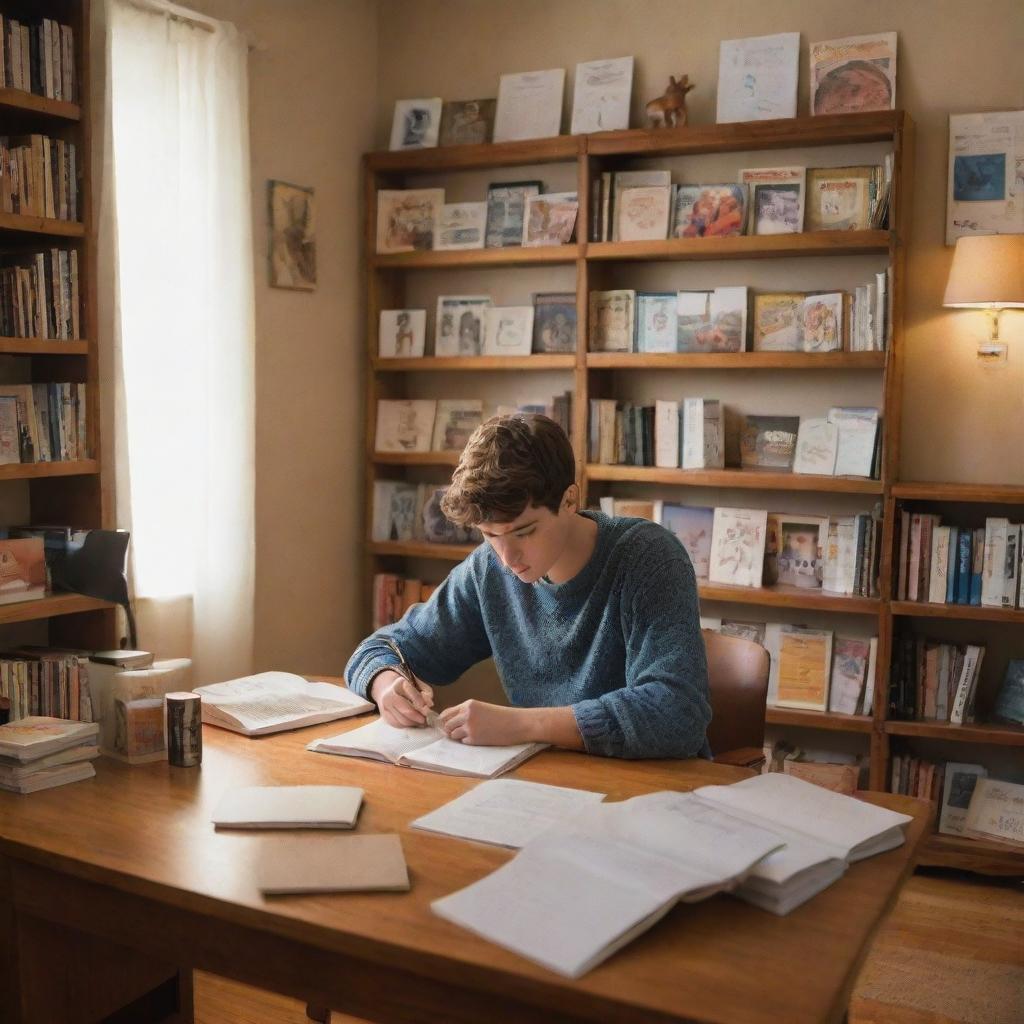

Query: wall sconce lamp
<box><xmin>943</xmin><ymin>234</ymin><xmax>1024</xmax><ymax>363</ymax></box>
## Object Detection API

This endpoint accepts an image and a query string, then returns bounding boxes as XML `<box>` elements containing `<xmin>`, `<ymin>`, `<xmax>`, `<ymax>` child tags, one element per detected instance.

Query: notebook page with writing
<box><xmin>401</xmin><ymin>737</ymin><xmax>546</xmax><ymax>779</ymax></box>
<box><xmin>308</xmin><ymin>718</ymin><xmax>443</xmax><ymax>764</ymax></box>
<box><xmin>694</xmin><ymin>772</ymin><xmax>912</xmax><ymax>861</ymax></box>
<box><xmin>432</xmin><ymin>833</ymin><xmax>712</xmax><ymax>978</ymax></box>
<box><xmin>412</xmin><ymin>779</ymin><xmax>606</xmax><ymax>848</ymax></box>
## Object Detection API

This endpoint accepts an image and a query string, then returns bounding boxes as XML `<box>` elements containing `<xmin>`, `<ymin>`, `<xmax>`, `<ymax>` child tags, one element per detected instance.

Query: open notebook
<box><xmin>307</xmin><ymin>718</ymin><xmax>546</xmax><ymax>779</ymax></box>
<box><xmin>194</xmin><ymin>673</ymin><xmax>373</xmax><ymax>736</ymax></box>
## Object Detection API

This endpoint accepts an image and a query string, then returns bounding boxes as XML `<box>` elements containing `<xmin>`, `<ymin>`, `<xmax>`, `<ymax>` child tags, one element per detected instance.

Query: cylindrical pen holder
<box><xmin>165</xmin><ymin>692</ymin><xmax>202</xmax><ymax>767</ymax></box>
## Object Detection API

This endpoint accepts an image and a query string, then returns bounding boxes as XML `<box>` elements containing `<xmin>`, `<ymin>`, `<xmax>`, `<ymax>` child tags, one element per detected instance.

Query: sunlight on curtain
<box><xmin>105</xmin><ymin>0</ymin><xmax>254</xmax><ymax>682</ymax></box>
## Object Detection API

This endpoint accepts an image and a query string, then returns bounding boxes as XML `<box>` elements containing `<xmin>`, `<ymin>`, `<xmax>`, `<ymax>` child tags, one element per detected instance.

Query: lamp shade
<box><xmin>943</xmin><ymin>234</ymin><xmax>1024</xmax><ymax>308</ymax></box>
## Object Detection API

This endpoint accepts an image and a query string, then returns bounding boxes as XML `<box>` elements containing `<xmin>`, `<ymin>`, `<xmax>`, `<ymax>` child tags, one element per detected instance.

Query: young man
<box><xmin>345</xmin><ymin>414</ymin><xmax>711</xmax><ymax>759</ymax></box>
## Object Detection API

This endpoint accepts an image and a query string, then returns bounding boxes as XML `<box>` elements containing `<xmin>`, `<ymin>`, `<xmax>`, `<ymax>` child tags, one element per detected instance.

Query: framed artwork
<box><xmin>389</xmin><ymin>98</ymin><xmax>442</xmax><ymax>150</ymax></box>
<box><xmin>268</xmin><ymin>180</ymin><xmax>316</xmax><ymax>291</ymax></box>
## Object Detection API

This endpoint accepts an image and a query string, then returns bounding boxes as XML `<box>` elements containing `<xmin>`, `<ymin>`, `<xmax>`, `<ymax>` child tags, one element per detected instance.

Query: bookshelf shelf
<box><xmin>371</xmin><ymin>245</ymin><xmax>579</xmax><ymax>270</ymax></box>
<box><xmin>374</xmin><ymin>355</ymin><xmax>576</xmax><ymax>373</ymax></box>
<box><xmin>918</xmin><ymin>834</ymin><xmax>1024</xmax><ymax>876</ymax></box>
<box><xmin>586</xmin><ymin>231</ymin><xmax>889</xmax><ymax>264</ymax></box>
<box><xmin>0</xmin><ymin>460</ymin><xmax>99</xmax><ymax>480</ymax></box>
<box><xmin>885</xmin><ymin>720</ymin><xmax>1024</xmax><ymax>747</ymax></box>
<box><xmin>368</xmin><ymin>540</ymin><xmax>477</xmax><ymax>561</ymax></box>
<box><xmin>890</xmin><ymin>601</ymin><xmax>1024</xmax><ymax>625</ymax></box>
<box><xmin>586</xmin><ymin>464</ymin><xmax>883</xmax><ymax>494</ymax></box>
<box><xmin>587</xmin><ymin>110</ymin><xmax>905</xmax><ymax>158</ymax></box>
<box><xmin>0</xmin><ymin>86</ymin><xmax>81</xmax><ymax>121</ymax></box>
<box><xmin>0</xmin><ymin>594</ymin><xmax>114</xmax><ymax>627</ymax></box>
<box><xmin>890</xmin><ymin>482</ymin><xmax>1024</xmax><ymax>504</ymax></box>
<box><xmin>0</xmin><ymin>337</ymin><xmax>89</xmax><ymax>355</ymax></box>
<box><xmin>586</xmin><ymin>352</ymin><xmax>887</xmax><ymax>371</ymax></box>
<box><xmin>0</xmin><ymin>211</ymin><xmax>85</xmax><ymax>238</ymax></box>
<box><xmin>766</xmin><ymin>707</ymin><xmax>875</xmax><ymax>733</ymax></box>
<box><xmin>698</xmin><ymin>582</ymin><xmax>880</xmax><ymax>615</ymax></box>
<box><xmin>373</xmin><ymin>451</ymin><xmax>461</xmax><ymax>467</ymax></box>
<box><xmin>366</xmin><ymin>134</ymin><xmax>581</xmax><ymax>173</ymax></box>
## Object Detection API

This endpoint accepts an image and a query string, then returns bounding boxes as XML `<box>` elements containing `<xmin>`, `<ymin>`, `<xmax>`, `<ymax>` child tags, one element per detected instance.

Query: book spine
<box><xmin>955</xmin><ymin>528</ymin><xmax>971</xmax><ymax>604</ymax></box>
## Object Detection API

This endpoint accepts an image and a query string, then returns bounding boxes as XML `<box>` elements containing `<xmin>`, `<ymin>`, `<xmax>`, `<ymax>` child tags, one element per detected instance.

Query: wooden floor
<box><xmin>194</xmin><ymin>870</ymin><xmax>1023</xmax><ymax>1024</ymax></box>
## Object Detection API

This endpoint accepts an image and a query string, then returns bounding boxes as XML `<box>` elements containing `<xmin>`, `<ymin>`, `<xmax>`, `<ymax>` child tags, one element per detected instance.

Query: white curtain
<box><xmin>102</xmin><ymin>0</ymin><xmax>255</xmax><ymax>683</ymax></box>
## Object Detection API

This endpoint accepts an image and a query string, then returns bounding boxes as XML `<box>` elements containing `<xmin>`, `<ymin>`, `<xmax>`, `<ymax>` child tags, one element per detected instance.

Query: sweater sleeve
<box><xmin>344</xmin><ymin>553</ymin><xmax>493</xmax><ymax>700</ymax></box>
<box><xmin>571</xmin><ymin>555</ymin><xmax>711</xmax><ymax>759</ymax></box>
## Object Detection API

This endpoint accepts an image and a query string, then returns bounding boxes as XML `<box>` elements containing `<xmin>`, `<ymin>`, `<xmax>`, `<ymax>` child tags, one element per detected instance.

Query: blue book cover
<box><xmin>969</xmin><ymin>526</ymin><xmax>984</xmax><ymax>605</ymax></box>
<box><xmin>994</xmin><ymin>660</ymin><xmax>1024</xmax><ymax>725</ymax></box>
<box><xmin>955</xmin><ymin>528</ymin><xmax>972</xmax><ymax>604</ymax></box>
<box><xmin>945</xmin><ymin>526</ymin><xmax>959</xmax><ymax>603</ymax></box>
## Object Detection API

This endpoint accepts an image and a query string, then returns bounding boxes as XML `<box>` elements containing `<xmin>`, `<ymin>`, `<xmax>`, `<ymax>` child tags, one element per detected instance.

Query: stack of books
<box><xmin>372</xmin><ymin>574</ymin><xmax>439</xmax><ymax>629</ymax></box>
<box><xmin>0</xmin><ymin>716</ymin><xmax>98</xmax><ymax>794</ymax></box>
<box><xmin>889</xmin><ymin>636</ymin><xmax>985</xmax><ymax>724</ymax></box>
<box><xmin>0</xmin><ymin>650</ymin><xmax>93</xmax><ymax>720</ymax></box>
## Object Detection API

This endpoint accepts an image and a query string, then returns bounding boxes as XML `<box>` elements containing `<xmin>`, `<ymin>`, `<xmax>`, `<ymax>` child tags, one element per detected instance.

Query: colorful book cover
<box><xmin>660</xmin><ymin>505</ymin><xmax>714</xmax><ymax>579</ymax></box>
<box><xmin>955</xmin><ymin>528</ymin><xmax>972</xmax><ymax>604</ymax></box>
<box><xmin>672</xmin><ymin>184</ymin><xmax>746</xmax><ymax>238</ymax></box>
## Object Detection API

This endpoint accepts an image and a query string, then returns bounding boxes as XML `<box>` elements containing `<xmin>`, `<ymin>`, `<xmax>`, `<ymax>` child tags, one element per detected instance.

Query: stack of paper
<box><xmin>0</xmin><ymin>716</ymin><xmax>99</xmax><ymax>794</ymax></box>
<box><xmin>212</xmin><ymin>785</ymin><xmax>364</xmax><ymax>830</ymax></box>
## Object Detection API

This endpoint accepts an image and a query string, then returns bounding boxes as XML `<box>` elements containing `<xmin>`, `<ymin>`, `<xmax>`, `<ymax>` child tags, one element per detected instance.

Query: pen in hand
<box><xmin>384</xmin><ymin>639</ymin><xmax>441</xmax><ymax>729</ymax></box>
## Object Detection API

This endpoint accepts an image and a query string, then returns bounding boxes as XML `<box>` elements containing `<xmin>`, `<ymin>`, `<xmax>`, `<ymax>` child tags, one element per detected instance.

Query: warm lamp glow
<box><xmin>943</xmin><ymin>235</ymin><xmax>1024</xmax><ymax>308</ymax></box>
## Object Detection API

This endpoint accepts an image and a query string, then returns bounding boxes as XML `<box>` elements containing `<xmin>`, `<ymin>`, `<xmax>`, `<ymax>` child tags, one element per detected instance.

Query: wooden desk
<box><xmin>0</xmin><ymin>720</ymin><xmax>930</xmax><ymax>1024</ymax></box>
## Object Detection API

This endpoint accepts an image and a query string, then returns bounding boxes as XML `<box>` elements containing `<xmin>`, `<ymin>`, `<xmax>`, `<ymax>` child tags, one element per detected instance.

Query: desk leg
<box><xmin>0</xmin><ymin>859</ymin><xmax>193</xmax><ymax>1024</ymax></box>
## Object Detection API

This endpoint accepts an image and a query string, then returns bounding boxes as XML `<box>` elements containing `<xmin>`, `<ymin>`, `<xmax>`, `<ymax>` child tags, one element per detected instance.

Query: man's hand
<box><xmin>370</xmin><ymin>669</ymin><xmax>435</xmax><ymax>728</ymax></box>
<box><xmin>439</xmin><ymin>700</ymin><xmax>534</xmax><ymax>746</ymax></box>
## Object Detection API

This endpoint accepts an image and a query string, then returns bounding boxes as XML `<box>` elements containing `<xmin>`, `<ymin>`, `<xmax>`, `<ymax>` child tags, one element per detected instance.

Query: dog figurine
<box><xmin>645</xmin><ymin>75</ymin><xmax>695</xmax><ymax>128</ymax></box>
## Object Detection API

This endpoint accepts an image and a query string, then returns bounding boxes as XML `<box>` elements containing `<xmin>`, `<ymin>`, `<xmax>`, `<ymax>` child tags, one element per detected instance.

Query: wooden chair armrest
<box><xmin>714</xmin><ymin>747</ymin><xmax>766</xmax><ymax>771</ymax></box>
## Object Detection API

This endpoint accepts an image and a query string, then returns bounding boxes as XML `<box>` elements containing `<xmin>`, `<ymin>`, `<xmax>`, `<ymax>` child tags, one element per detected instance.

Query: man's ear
<box><xmin>562</xmin><ymin>484</ymin><xmax>580</xmax><ymax>513</ymax></box>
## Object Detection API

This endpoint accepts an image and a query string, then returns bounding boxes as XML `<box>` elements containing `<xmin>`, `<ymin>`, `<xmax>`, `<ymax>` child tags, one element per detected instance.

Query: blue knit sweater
<box><xmin>345</xmin><ymin>511</ymin><xmax>712</xmax><ymax>760</ymax></box>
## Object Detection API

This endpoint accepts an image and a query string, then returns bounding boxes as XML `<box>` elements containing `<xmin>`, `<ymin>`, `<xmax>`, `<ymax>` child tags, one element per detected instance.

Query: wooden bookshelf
<box><xmin>362</xmin><ymin>111</ymin><xmax>1022</xmax><ymax>876</ymax></box>
<box><xmin>0</xmin><ymin>1</ymin><xmax>115</xmax><ymax>655</ymax></box>
<box><xmin>918</xmin><ymin>834</ymin><xmax>1024</xmax><ymax>876</ymax></box>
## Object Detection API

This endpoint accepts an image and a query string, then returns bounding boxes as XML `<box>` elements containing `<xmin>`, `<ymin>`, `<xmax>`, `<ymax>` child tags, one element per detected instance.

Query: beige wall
<box><xmin>375</xmin><ymin>0</ymin><xmax>1024</xmax><ymax>485</ymax></box>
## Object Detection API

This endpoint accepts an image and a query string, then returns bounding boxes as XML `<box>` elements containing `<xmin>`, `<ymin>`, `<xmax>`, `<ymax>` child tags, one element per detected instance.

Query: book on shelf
<box><xmin>372</xmin><ymin>574</ymin><xmax>438</xmax><ymax>629</ymax></box>
<box><xmin>827</xmin><ymin>636</ymin><xmax>874</xmax><ymax>715</ymax></box>
<box><xmin>493</xmin><ymin>68</ymin><xmax>565</xmax><ymax>143</ymax></box>
<box><xmin>890</xmin><ymin>755</ymin><xmax>944</xmax><ymax>804</ymax></box>
<box><xmin>212</xmin><ymin>785</ymin><xmax>365</xmax><ymax>830</ymax></box>
<box><xmin>636</xmin><ymin>293</ymin><xmax>678</xmax><ymax>353</ymax></box>
<box><xmin>775</xmin><ymin>628</ymin><xmax>833</xmax><ymax>710</ymax></box>
<box><xmin>764</xmin><ymin>514</ymin><xmax>828</xmax><ymax>589</ymax></box>
<box><xmin>681</xmin><ymin>398</ymin><xmax>724</xmax><ymax>469</ymax></box>
<box><xmin>740</xmin><ymin>414</ymin><xmax>800</xmax><ymax>470</ymax></box>
<box><xmin>782</xmin><ymin>758</ymin><xmax>860</xmax><ymax>797</ymax></box>
<box><xmin>435</xmin><ymin>201</ymin><xmax>487</xmax><ymax>251</ymax></box>
<box><xmin>615</xmin><ymin>185</ymin><xmax>672</xmax><ymax>242</ymax></box>
<box><xmin>484</xmin><ymin>181</ymin><xmax>542</xmax><ymax>248</ymax></box>
<box><xmin>738</xmin><ymin>166</ymin><xmax>805</xmax><ymax>234</ymax></box>
<box><xmin>378</xmin><ymin>308</ymin><xmax>426</xmax><ymax>359</ymax></box>
<box><xmin>653</xmin><ymin>399</ymin><xmax>679</xmax><ymax>468</ymax></box>
<box><xmin>938</xmin><ymin>762</ymin><xmax>986</xmax><ymax>835</ymax></box>
<box><xmin>482</xmin><ymin>307</ymin><xmax>534</xmax><ymax>356</ymax></box>
<box><xmin>434</xmin><ymin>295</ymin><xmax>490</xmax><ymax>357</ymax></box>
<box><xmin>0</xmin><ymin>249</ymin><xmax>81</xmax><ymax>340</ymax></box>
<box><xmin>194</xmin><ymin>672</ymin><xmax>373</xmax><ymax>737</ymax></box>
<box><xmin>0</xmin><ymin>649</ymin><xmax>94</xmax><ymax>721</ymax></box>
<box><xmin>793</xmin><ymin>418</ymin><xmax>838</xmax><ymax>475</ymax></box>
<box><xmin>708</xmin><ymin>506</ymin><xmax>767</xmax><ymax>588</ymax></box>
<box><xmin>570</xmin><ymin>56</ymin><xmax>633</xmax><ymax>135</ymax></box>
<box><xmin>588</xmin><ymin>290</ymin><xmax>635</xmax><ymax>352</ymax></box>
<box><xmin>827</xmin><ymin>406</ymin><xmax>880</xmax><ymax>478</ymax></box>
<box><xmin>809</xmin><ymin>32</ymin><xmax>897</xmax><ymax>116</ymax></box>
<box><xmin>372</xmin><ymin>481</ymin><xmax>481</xmax><ymax>547</ymax></box>
<box><xmin>800</xmin><ymin>292</ymin><xmax>845</xmax><ymax>352</ymax></box>
<box><xmin>0</xmin><ymin>715</ymin><xmax>97</xmax><ymax>762</ymax></box>
<box><xmin>964</xmin><ymin>778</ymin><xmax>1024</xmax><ymax>848</ymax></box>
<box><xmin>438</xmin><ymin>98</ymin><xmax>496</xmax><ymax>147</ymax></box>
<box><xmin>888</xmin><ymin>635</ymin><xmax>985</xmax><ymax>724</ymax></box>
<box><xmin>308</xmin><ymin>717</ymin><xmax>546</xmax><ymax>779</ymax></box>
<box><xmin>374</xmin><ymin>399</ymin><xmax>436</xmax><ymax>453</ymax></box>
<box><xmin>388</xmin><ymin>97</ymin><xmax>442</xmax><ymax>151</ymax></box>
<box><xmin>431</xmin><ymin>399</ymin><xmax>483</xmax><ymax>451</ymax></box>
<box><xmin>1</xmin><ymin>16</ymin><xmax>77</xmax><ymax>102</ymax></box>
<box><xmin>993</xmin><ymin>660</ymin><xmax>1024</xmax><ymax>726</ymax></box>
<box><xmin>531</xmin><ymin>293</ymin><xmax>576</xmax><ymax>353</ymax></box>
<box><xmin>375</xmin><ymin>188</ymin><xmax>444</xmax><ymax>254</ymax></box>
<box><xmin>607</xmin><ymin>170</ymin><xmax>671</xmax><ymax>241</ymax></box>
<box><xmin>659</xmin><ymin>504</ymin><xmax>714</xmax><ymax>580</ymax></box>
<box><xmin>805</xmin><ymin>165</ymin><xmax>883</xmax><ymax>231</ymax></box>
<box><xmin>256</xmin><ymin>834</ymin><xmax>410</xmax><ymax>895</ymax></box>
<box><xmin>672</xmin><ymin>184</ymin><xmax>746</xmax><ymax>238</ymax></box>
<box><xmin>716</xmin><ymin>32</ymin><xmax>799</xmax><ymax>123</ymax></box>
<box><xmin>521</xmin><ymin>192</ymin><xmax>578</xmax><ymax>246</ymax></box>
<box><xmin>0</xmin><ymin>135</ymin><xmax>79</xmax><ymax>221</ymax></box>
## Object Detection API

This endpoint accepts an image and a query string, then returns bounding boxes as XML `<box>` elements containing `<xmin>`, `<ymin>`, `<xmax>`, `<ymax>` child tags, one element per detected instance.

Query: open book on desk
<box><xmin>433</xmin><ymin>792</ymin><xmax>786</xmax><ymax>978</ymax></box>
<box><xmin>307</xmin><ymin>717</ymin><xmax>546</xmax><ymax>779</ymax></box>
<box><xmin>194</xmin><ymin>673</ymin><xmax>373</xmax><ymax>736</ymax></box>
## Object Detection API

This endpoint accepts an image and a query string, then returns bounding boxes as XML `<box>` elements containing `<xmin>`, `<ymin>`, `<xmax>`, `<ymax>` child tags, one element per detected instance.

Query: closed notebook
<box><xmin>256</xmin><ymin>834</ymin><xmax>410</xmax><ymax>894</ymax></box>
<box><xmin>212</xmin><ymin>785</ymin><xmax>364</xmax><ymax>829</ymax></box>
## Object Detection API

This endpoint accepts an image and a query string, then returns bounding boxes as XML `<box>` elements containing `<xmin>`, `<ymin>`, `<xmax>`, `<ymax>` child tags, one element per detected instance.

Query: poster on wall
<box><xmin>946</xmin><ymin>110</ymin><xmax>1024</xmax><ymax>246</ymax></box>
<box><xmin>268</xmin><ymin>180</ymin><xmax>316</xmax><ymax>290</ymax></box>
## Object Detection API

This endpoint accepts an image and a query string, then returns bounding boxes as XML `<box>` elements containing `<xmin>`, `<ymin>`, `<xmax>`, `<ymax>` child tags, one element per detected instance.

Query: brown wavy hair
<box><xmin>441</xmin><ymin>414</ymin><xmax>575</xmax><ymax>526</ymax></box>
